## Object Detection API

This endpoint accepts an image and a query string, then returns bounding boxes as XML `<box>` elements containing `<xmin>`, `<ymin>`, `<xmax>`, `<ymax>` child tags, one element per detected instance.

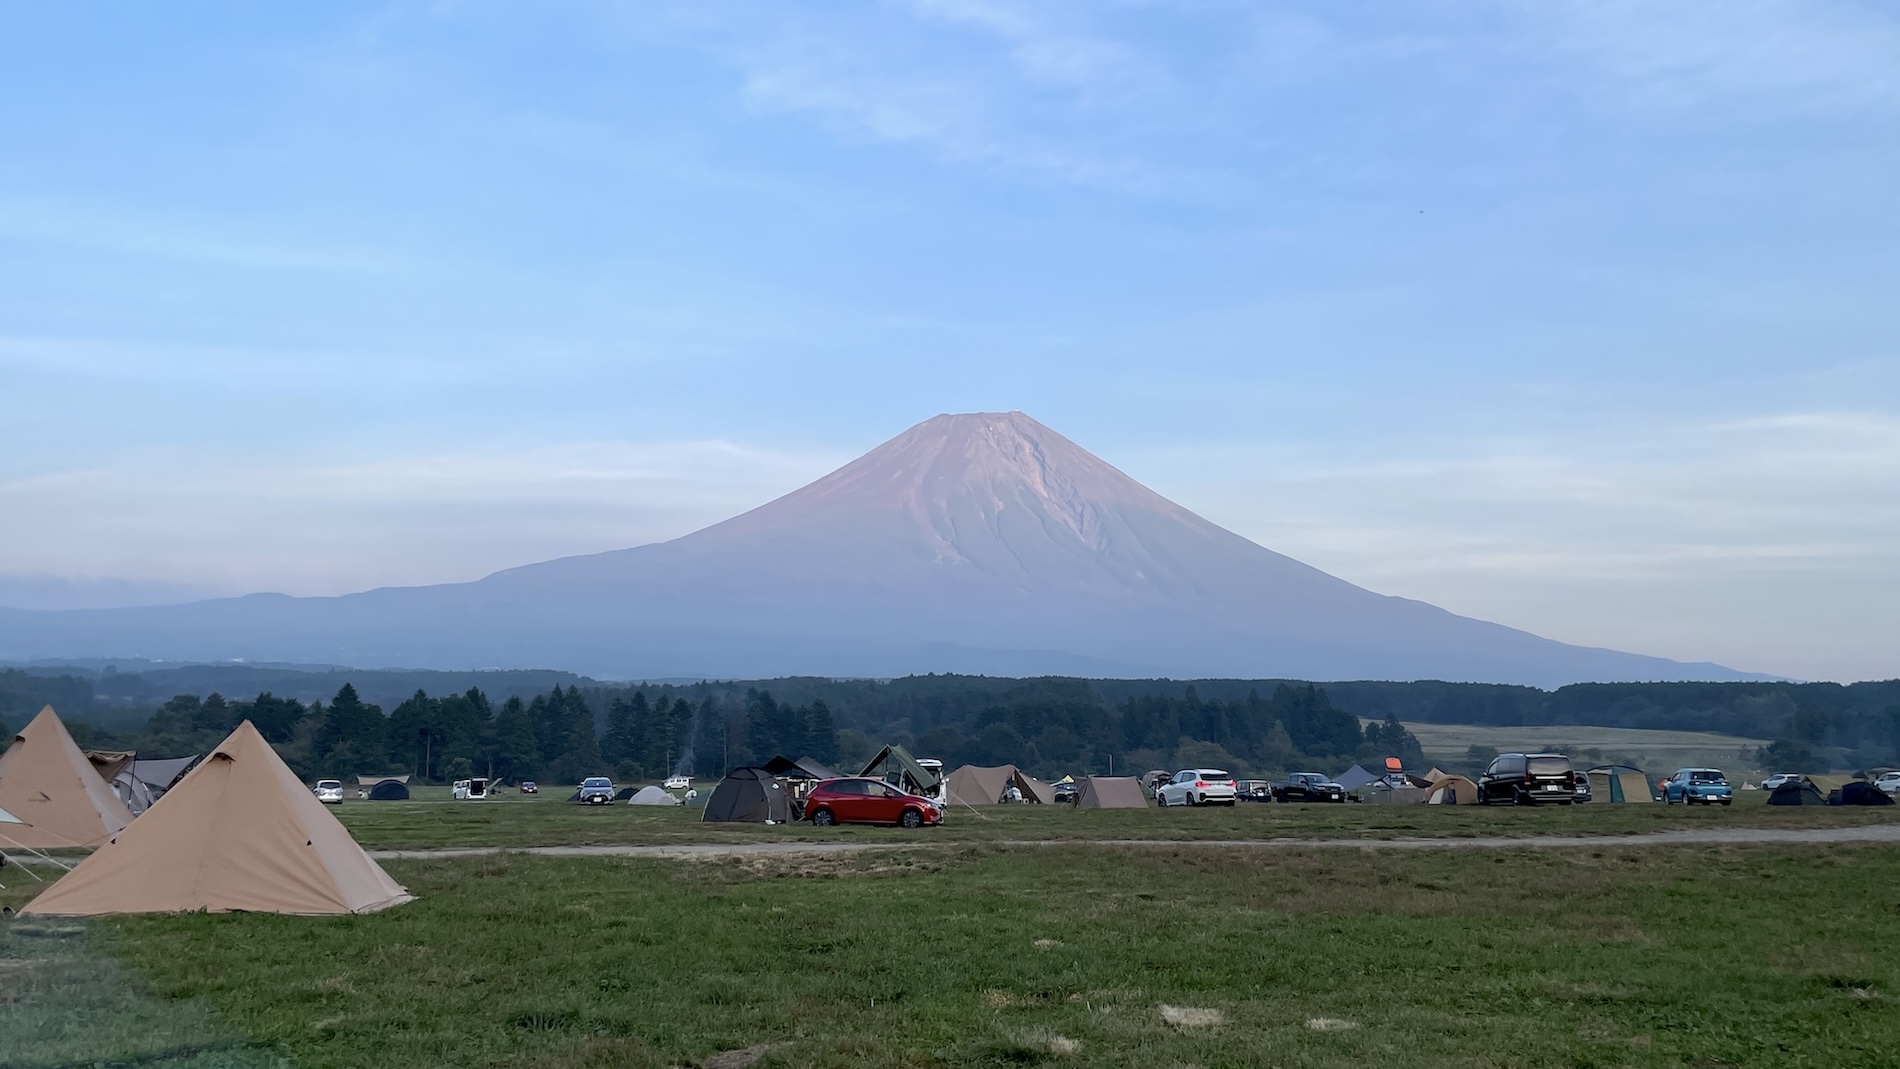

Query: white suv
<box><xmin>1875</xmin><ymin>771</ymin><xmax>1900</xmax><ymax>796</ymax></box>
<box><xmin>1157</xmin><ymin>769</ymin><xmax>1238</xmax><ymax>807</ymax></box>
<box><xmin>312</xmin><ymin>779</ymin><xmax>344</xmax><ymax>805</ymax></box>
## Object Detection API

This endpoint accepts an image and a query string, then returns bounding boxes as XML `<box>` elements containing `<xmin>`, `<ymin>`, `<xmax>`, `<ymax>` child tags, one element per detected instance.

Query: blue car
<box><xmin>1663</xmin><ymin>768</ymin><xmax>1732</xmax><ymax>806</ymax></box>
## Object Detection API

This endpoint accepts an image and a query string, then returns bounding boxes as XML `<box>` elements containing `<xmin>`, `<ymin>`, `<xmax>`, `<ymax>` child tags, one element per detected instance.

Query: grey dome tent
<box><xmin>367</xmin><ymin>779</ymin><xmax>409</xmax><ymax>800</ymax></box>
<box><xmin>628</xmin><ymin>785</ymin><xmax>681</xmax><ymax>806</ymax></box>
<box><xmin>1767</xmin><ymin>778</ymin><xmax>1827</xmax><ymax>806</ymax></box>
<box><xmin>701</xmin><ymin>768</ymin><xmax>791</xmax><ymax>823</ymax></box>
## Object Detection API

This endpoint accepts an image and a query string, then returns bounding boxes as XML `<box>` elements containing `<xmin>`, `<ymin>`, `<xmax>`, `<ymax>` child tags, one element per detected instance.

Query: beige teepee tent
<box><xmin>23</xmin><ymin>720</ymin><xmax>413</xmax><ymax>916</ymax></box>
<box><xmin>0</xmin><ymin>706</ymin><xmax>135</xmax><ymax>849</ymax></box>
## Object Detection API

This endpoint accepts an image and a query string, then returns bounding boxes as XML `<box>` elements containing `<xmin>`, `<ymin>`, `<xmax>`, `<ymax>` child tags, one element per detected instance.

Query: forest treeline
<box><xmin>6</xmin><ymin>668</ymin><xmax>1898</xmax><ymax>782</ymax></box>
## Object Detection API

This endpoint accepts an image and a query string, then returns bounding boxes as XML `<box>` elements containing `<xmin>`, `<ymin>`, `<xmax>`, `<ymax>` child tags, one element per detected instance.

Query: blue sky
<box><xmin>2</xmin><ymin>1</ymin><xmax>1896</xmax><ymax>681</ymax></box>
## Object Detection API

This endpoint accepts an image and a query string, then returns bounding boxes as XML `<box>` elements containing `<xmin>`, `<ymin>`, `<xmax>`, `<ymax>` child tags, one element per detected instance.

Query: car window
<box><xmin>830</xmin><ymin>780</ymin><xmax>865</xmax><ymax>796</ymax></box>
<box><xmin>1690</xmin><ymin>771</ymin><xmax>1724</xmax><ymax>783</ymax></box>
<box><xmin>1203</xmin><ymin>770</ymin><xmax>1230</xmax><ymax>780</ymax></box>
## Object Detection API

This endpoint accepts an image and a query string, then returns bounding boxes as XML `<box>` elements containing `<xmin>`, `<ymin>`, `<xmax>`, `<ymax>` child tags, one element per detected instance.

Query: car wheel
<box><xmin>811</xmin><ymin>808</ymin><xmax>835</xmax><ymax>827</ymax></box>
<box><xmin>900</xmin><ymin>808</ymin><xmax>923</xmax><ymax>829</ymax></box>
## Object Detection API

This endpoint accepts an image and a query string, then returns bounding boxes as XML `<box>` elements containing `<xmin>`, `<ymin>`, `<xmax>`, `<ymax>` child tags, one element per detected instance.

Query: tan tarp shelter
<box><xmin>22</xmin><ymin>720</ymin><xmax>413</xmax><ymax>916</ymax></box>
<box><xmin>1072</xmin><ymin>776</ymin><xmax>1149</xmax><ymax>809</ymax></box>
<box><xmin>1424</xmin><ymin>767</ymin><xmax>1451</xmax><ymax>783</ymax></box>
<box><xmin>0</xmin><ymin>707</ymin><xmax>135</xmax><ymax>849</ymax></box>
<box><xmin>1424</xmin><ymin>775</ymin><xmax>1479</xmax><ymax>805</ymax></box>
<box><xmin>1012</xmin><ymin>770</ymin><xmax>1054</xmax><ymax>805</ymax></box>
<box><xmin>945</xmin><ymin>765</ymin><xmax>1017</xmax><ymax>806</ymax></box>
<box><xmin>86</xmin><ymin>749</ymin><xmax>138</xmax><ymax>784</ymax></box>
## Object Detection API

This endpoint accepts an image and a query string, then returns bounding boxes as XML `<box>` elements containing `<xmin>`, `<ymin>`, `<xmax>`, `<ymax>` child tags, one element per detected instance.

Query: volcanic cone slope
<box><xmin>0</xmin><ymin>412</ymin><xmax>1753</xmax><ymax>685</ymax></box>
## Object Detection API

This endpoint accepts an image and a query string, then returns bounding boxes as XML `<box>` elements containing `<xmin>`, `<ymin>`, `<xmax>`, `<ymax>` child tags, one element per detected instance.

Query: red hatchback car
<box><xmin>804</xmin><ymin>778</ymin><xmax>943</xmax><ymax>828</ymax></box>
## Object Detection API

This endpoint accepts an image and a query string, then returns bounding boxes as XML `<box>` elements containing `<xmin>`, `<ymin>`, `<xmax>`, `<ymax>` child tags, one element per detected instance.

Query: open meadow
<box><xmin>6</xmin><ymin>795</ymin><xmax>1899</xmax><ymax>1068</ymax></box>
<box><xmin>328</xmin><ymin>790</ymin><xmax>1897</xmax><ymax>852</ymax></box>
<box><xmin>6</xmin><ymin>842</ymin><xmax>1899</xmax><ymax>1068</ymax></box>
<box><xmin>1383</xmin><ymin>722</ymin><xmax>1770</xmax><ymax>773</ymax></box>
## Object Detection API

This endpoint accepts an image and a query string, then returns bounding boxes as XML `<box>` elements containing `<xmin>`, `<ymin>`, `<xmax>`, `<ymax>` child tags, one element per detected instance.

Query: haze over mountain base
<box><xmin>0</xmin><ymin>413</ymin><xmax>1763</xmax><ymax>687</ymax></box>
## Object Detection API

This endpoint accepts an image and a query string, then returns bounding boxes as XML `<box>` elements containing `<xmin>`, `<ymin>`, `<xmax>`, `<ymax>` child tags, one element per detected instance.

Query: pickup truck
<box><xmin>1272</xmin><ymin>772</ymin><xmax>1347</xmax><ymax>803</ymax></box>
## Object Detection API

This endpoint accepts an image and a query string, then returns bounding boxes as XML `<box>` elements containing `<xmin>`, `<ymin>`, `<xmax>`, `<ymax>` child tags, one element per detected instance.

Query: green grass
<box><xmin>64</xmin><ymin>843</ymin><xmax>1900</xmax><ymax>1068</ymax></box>
<box><xmin>0</xmin><ymin>919</ymin><xmax>286</xmax><ymax>1068</ymax></box>
<box><xmin>331</xmin><ymin>790</ymin><xmax>1900</xmax><ymax>852</ymax></box>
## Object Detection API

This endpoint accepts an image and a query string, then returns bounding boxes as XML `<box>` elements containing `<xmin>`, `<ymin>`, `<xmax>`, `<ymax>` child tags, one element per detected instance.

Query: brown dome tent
<box><xmin>21</xmin><ymin>720</ymin><xmax>412</xmax><ymax>916</ymax></box>
<box><xmin>0</xmin><ymin>707</ymin><xmax>135</xmax><ymax>849</ymax></box>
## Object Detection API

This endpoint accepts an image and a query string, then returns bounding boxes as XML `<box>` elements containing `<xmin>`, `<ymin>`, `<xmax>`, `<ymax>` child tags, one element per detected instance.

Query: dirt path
<box><xmin>369</xmin><ymin>822</ymin><xmax>1900</xmax><ymax>861</ymax></box>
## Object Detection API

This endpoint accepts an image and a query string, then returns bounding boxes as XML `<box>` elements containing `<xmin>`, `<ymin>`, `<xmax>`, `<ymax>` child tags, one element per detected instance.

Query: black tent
<box><xmin>1831</xmin><ymin>781</ymin><xmax>1895</xmax><ymax>807</ymax></box>
<box><xmin>612</xmin><ymin>786</ymin><xmax>638</xmax><ymax>801</ymax></box>
<box><xmin>701</xmin><ymin>768</ymin><xmax>792</xmax><ymax>823</ymax></box>
<box><xmin>367</xmin><ymin>779</ymin><xmax>410</xmax><ymax>800</ymax></box>
<box><xmin>1767</xmin><ymin>779</ymin><xmax>1827</xmax><ymax>806</ymax></box>
<box><xmin>762</xmin><ymin>755</ymin><xmax>840</xmax><ymax>782</ymax></box>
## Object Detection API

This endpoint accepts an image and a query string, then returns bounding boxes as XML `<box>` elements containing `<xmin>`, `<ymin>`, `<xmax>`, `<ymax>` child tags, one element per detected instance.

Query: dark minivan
<box><xmin>1478</xmin><ymin>753</ymin><xmax>1576</xmax><ymax>805</ymax></box>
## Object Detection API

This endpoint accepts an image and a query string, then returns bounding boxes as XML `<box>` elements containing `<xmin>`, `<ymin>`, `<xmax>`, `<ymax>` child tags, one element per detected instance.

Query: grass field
<box><xmin>1385</xmin><ymin>721</ymin><xmax>1769</xmax><ymax>773</ymax></box>
<box><xmin>8</xmin><ymin>844</ymin><xmax>1891</xmax><ymax>1068</ymax></box>
<box><xmin>326</xmin><ymin>791</ymin><xmax>1899</xmax><ymax>852</ymax></box>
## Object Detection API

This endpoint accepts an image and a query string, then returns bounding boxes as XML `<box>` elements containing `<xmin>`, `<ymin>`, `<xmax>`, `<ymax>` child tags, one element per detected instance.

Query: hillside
<box><xmin>0</xmin><ymin>412</ymin><xmax>1761</xmax><ymax>686</ymax></box>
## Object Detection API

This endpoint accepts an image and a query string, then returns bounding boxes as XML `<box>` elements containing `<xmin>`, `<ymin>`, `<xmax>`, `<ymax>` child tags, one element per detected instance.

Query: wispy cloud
<box><xmin>0</xmin><ymin>440</ymin><xmax>847</xmax><ymax>595</ymax></box>
<box><xmin>0</xmin><ymin>197</ymin><xmax>411</xmax><ymax>274</ymax></box>
<box><xmin>1508</xmin><ymin>0</ymin><xmax>1900</xmax><ymax>111</ymax></box>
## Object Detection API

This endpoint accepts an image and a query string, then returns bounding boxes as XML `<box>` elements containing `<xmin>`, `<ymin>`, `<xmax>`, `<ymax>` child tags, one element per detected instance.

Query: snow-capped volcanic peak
<box><xmin>699</xmin><ymin>411</ymin><xmax>1207</xmax><ymax>552</ymax></box>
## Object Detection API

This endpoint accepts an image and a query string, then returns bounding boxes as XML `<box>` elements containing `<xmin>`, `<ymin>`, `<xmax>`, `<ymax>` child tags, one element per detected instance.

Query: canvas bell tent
<box><xmin>1072</xmin><ymin>776</ymin><xmax>1149</xmax><ymax>809</ymax></box>
<box><xmin>21</xmin><ymin>720</ymin><xmax>413</xmax><ymax>917</ymax></box>
<box><xmin>701</xmin><ymin>768</ymin><xmax>792</xmax><ymax>823</ymax></box>
<box><xmin>0</xmin><ymin>707</ymin><xmax>135</xmax><ymax>849</ymax></box>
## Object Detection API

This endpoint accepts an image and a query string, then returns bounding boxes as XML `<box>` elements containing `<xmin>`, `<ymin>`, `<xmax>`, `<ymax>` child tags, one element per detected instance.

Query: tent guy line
<box><xmin>354</xmin><ymin>823</ymin><xmax>1900</xmax><ymax>862</ymax></box>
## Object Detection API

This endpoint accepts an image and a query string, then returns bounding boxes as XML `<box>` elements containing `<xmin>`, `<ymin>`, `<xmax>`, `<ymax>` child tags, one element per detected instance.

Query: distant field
<box><xmin>303</xmin><ymin>791</ymin><xmax>1900</xmax><ymax>853</ymax></box>
<box><xmin>10</xmin><ymin>843</ymin><xmax>1888</xmax><ymax>1068</ymax></box>
<box><xmin>1377</xmin><ymin>720</ymin><xmax>1770</xmax><ymax>772</ymax></box>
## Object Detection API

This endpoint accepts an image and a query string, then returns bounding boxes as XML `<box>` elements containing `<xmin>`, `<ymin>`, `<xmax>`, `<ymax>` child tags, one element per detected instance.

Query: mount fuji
<box><xmin>0</xmin><ymin>412</ymin><xmax>1756</xmax><ymax>685</ymax></box>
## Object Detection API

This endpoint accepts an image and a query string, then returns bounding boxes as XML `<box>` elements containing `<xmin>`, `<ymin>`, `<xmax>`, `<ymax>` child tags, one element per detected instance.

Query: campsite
<box><xmin>6</xmin><ymin>704</ymin><xmax>1900</xmax><ymax>1067</ymax></box>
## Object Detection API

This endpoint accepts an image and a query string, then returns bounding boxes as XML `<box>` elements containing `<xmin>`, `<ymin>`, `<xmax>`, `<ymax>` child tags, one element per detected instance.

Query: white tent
<box><xmin>627</xmin><ymin>785</ymin><xmax>681</xmax><ymax>806</ymax></box>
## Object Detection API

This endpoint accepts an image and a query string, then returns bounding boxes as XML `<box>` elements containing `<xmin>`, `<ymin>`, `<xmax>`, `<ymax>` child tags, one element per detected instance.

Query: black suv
<box><xmin>1478</xmin><ymin>753</ymin><xmax>1576</xmax><ymax>805</ymax></box>
<box><xmin>1272</xmin><ymin>772</ymin><xmax>1347</xmax><ymax>803</ymax></box>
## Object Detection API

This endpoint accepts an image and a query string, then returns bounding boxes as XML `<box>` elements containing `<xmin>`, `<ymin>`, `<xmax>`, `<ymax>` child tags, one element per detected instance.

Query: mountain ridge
<box><xmin>0</xmin><ymin>412</ymin><xmax>1764</xmax><ymax>686</ymax></box>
